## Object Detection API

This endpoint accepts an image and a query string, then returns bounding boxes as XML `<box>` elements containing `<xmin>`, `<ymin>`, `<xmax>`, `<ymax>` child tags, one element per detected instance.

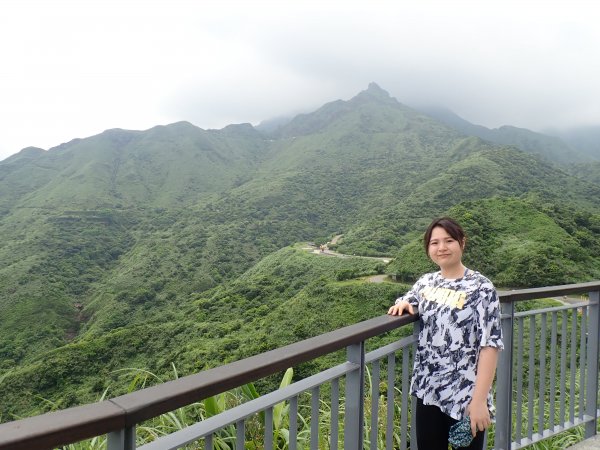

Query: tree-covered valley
<box><xmin>1</xmin><ymin>83</ymin><xmax>600</xmax><ymax>422</ymax></box>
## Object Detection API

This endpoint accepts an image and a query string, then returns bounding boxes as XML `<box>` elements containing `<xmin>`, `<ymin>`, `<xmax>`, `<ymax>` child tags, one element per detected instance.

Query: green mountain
<box><xmin>416</xmin><ymin>106</ymin><xmax>592</xmax><ymax>165</ymax></box>
<box><xmin>0</xmin><ymin>121</ymin><xmax>268</xmax><ymax>210</ymax></box>
<box><xmin>1</xmin><ymin>83</ymin><xmax>600</xmax><ymax>421</ymax></box>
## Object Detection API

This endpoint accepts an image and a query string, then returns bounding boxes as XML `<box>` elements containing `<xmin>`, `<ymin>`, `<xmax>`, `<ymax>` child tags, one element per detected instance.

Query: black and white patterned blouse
<box><xmin>397</xmin><ymin>269</ymin><xmax>504</xmax><ymax>420</ymax></box>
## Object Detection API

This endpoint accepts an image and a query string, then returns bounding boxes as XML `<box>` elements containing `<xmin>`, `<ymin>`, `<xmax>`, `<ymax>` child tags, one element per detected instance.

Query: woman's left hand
<box><xmin>466</xmin><ymin>400</ymin><xmax>491</xmax><ymax>437</ymax></box>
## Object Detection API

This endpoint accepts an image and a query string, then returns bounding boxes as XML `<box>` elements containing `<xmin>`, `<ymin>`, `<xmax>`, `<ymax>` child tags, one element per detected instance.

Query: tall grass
<box><xmin>56</xmin><ymin>364</ymin><xmax>409</xmax><ymax>450</ymax></box>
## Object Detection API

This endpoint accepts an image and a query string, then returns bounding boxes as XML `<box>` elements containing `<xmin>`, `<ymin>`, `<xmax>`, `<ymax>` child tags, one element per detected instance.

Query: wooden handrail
<box><xmin>498</xmin><ymin>280</ymin><xmax>600</xmax><ymax>302</ymax></box>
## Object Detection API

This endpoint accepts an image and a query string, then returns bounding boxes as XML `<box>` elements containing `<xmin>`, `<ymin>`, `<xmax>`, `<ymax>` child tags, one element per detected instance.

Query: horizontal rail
<box><xmin>498</xmin><ymin>281</ymin><xmax>600</xmax><ymax>303</ymax></box>
<box><xmin>364</xmin><ymin>334</ymin><xmax>417</xmax><ymax>364</ymax></box>
<box><xmin>138</xmin><ymin>362</ymin><xmax>359</xmax><ymax>450</ymax></box>
<box><xmin>512</xmin><ymin>301</ymin><xmax>589</xmax><ymax>318</ymax></box>
<box><xmin>511</xmin><ymin>416</ymin><xmax>595</xmax><ymax>450</ymax></box>
<box><xmin>0</xmin><ymin>402</ymin><xmax>125</xmax><ymax>450</ymax></box>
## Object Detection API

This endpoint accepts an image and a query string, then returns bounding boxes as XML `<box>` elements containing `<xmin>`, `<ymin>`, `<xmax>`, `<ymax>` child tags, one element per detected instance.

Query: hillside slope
<box><xmin>1</xmin><ymin>84</ymin><xmax>600</xmax><ymax>421</ymax></box>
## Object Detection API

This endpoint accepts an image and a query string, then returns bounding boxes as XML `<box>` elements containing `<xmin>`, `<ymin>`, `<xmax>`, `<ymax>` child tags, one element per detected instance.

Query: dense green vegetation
<box><xmin>1</xmin><ymin>83</ymin><xmax>599</xmax><ymax>425</ymax></box>
<box><xmin>386</xmin><ymin>196</ymin><xmax>600</xmax><ymax>286</ymax></box>
<box><xmin>567</xmin><ymin>160</ymin><xmax>600</xmax><ymax>186</ymax></box>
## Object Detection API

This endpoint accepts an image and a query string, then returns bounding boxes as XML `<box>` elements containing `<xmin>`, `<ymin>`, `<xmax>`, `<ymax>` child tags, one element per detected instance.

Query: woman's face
<box><xmin>427</xmin><ymin>226</ymin><xmax>464</xmax><ymax>269</ymax></box>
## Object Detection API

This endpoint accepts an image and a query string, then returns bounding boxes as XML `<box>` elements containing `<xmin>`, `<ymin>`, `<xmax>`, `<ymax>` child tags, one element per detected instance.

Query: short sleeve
<box><xmin>395</xmin><ymin>276</ymin><xmax>426</xmax><ymax>308</ymax></box>
<box><xmin>478</xmin><ymin>282</ymin><xmax>504</xmax><ymax>350</ymax></box>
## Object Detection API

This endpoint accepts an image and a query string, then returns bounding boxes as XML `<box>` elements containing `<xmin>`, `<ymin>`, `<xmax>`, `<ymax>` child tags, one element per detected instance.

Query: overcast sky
<box><xmin>1</xmin><ymin>0</ymin><xmax>598</xmax><ymax>162</ymax></box>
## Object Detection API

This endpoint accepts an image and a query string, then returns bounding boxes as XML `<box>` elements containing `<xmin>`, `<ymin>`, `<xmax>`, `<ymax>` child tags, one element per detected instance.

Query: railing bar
<box><xmin>370</xmin><ymin>361</ymin><xmax>380</xmax><ymax>450</ymax></box>
<box><xmin>204</xmin><ymin>434</ymin><xmax>213</xmax><ymax>450</ymax></box>
<box><xmin>513</xmin><ymin>301</ymin><xmax>588</xmax><ymax>318</ymax></box>
<box><xmin>549</xmin><ymin>311</ymin><xmax>558</xmax><ymax>431</ymax></box>
<box><xmin>365</xmin><ymin>335</ymin><xmax>417</xmax><ymax>363</ymax></box>
<box><xmin>410</xmin><ymin>396</ymin><xmax>417</xmax><ymax>447</ymax></box>
<box><xmin>510</xmin><ymin>418</ymin><xmax>595</xmax><ymax>450</ymax></box>
<box><xmin>559</xmin><ymin>309</ymin><xmax>568</xmax><ymax>425</ymax></box>
<box><xmin>515</xmin><ymin>316</ymin><xmax>524</xmax><ymax>443</ymax></box>
<box><xmin>584</xmin><ymin>290</ymin><xmax>600</xmax><ymax>439</ymax></box>
<box><xmin>107</xmin><ymin>427</ymin><xmax>135</xmax><ymax>450</ymax></box>
<box><xmin>495</xmin><ymin>301</ymin><xmax>513</xmax><ymax>450</ymax></box>
<box><xmin>570</xmin><ymin>307</ymin><xmax>578</xmax><ymax>423</ymax></box>
<box><xmin>139</xmin><ymin>362</ymin><xmax>356</xmax><ymax>449</ymax></box>
<box><xmin>527</xmin><ymin>314</ymin><xmax>535</xmax><ymax>440</ymax></box>
<box><xmin>386</xmin><ymin>353</ymin><xmax>395</xmax><ymax>450</ymax></box>
<box><xmin>264</xmin><ymin>363</ymin><xmax>354</xmax><ymax>409</ymax></box>
<box><xmin>264</xmin><ymin>407</ymin><xmax>273</xmax><ymax>450</ymax></box>
<box><xmin>538</xmin><ymin>313</ymin><xmax>547</xmax><ymax>434</ymax></box>
<box><xmin>410</xmin><ymin>323</ymin><xmax>419</xmax><ymax>448</ymax></box>
<box><xmin>331</xmin><ymin>378</ymin><xmax>339</xmax><ymax>450</ymax></box>
<box><xmin>579</xmin><ymin>307</ymin><xmax>587</xmax><ymax>419</ymax></box>
<box><xmin>400</xmin><ymin>347</ymin><xmax>410</xmax><ymax>450</ymax></box>
<box><xmin>344</xmin><ymin>342</ymin><xmax>365</xmax><ymax>450</ymax></box>
<box><xmin>311</xmin><ymin>387</ymin><xmax>319</xmax><ymax>450</ymax></box>
<box><xmin>236</xmin><ymin>420</ymin><xmax>244</xmax><ymax>449</ymax></box>
<box><xmin>499</xmin><ymin>282</ymin><xmax>600</xmax><ymax>303</ymax></box>
<box><xmin>289</xmin><ymin>396</ymin><xmax>298</xmax><ymax>450</ymax></box>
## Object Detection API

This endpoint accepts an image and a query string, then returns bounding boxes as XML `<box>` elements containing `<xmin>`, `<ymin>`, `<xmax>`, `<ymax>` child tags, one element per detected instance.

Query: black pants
<box><xmin>415</xmin><ymin>397</ymin><xmax>485</xmax><ymax>450</ymax></box>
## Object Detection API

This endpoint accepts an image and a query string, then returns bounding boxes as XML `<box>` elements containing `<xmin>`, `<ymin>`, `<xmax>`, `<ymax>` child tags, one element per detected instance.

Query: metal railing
<box><xmin>1</xmin><ymin>281</ymin><xmax>599</xmax><ymax>450</ymax></box>
<box><xmin>495</xmin><ymin>281</ymin><xmax>600</xmax><ymax>450</ymax></box>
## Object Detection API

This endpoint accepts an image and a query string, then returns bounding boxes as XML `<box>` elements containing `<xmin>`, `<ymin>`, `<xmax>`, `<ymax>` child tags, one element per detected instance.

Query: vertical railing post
<box><xmin>411</xmin><ymin>320</ymin><xmax>420</xmax><ymax>449</ymax></box>
<box><xmin>107</xmin><ymin>426</ymin><xmax>136</xmax><ymax>450</ymax></box>
<box><xmin>585</xmin><ymin>290</ymin><xmax>600</xmax><ymax>438</ymax></box>
<box><xmin>344</xmin><ymin>342</ymin><xmax>365</xmax><ymax>450</ymax></box>
<box><xmin>495</xmin><ymin>300</ymin><xmax>514</xmax><ymax>450</ymax></box>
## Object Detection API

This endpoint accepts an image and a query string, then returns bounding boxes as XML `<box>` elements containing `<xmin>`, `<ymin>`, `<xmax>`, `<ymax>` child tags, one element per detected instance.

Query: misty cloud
<box><xmin>1</xmin><ymin>0</ymin><xmax>599</xmax><ymax>161</ymax></box>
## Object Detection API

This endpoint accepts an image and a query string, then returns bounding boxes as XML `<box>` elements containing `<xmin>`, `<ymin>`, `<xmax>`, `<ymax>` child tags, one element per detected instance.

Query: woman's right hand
<box><xmin>387</xmin><ymin>300</ymin><xmax>415</xmax><ymax>316</ymax></box>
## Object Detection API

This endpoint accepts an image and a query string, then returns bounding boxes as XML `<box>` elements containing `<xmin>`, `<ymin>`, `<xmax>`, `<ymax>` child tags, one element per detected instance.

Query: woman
<box><xmin>388</xmin><ymin>217</ymin><xmax>503</xmax><ymax>449</ymax></box>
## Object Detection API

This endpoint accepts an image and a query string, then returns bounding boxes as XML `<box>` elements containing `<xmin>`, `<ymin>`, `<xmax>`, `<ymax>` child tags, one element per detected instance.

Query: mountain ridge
<box><xmin>415</xmin><ymin>105</ymin><xmax>594</xmax><ymax>164</ymax></box>
<box><xmin>3</xmin><ymin>82</ymin><xmax>599</xmax><ymax>166</ymax></box>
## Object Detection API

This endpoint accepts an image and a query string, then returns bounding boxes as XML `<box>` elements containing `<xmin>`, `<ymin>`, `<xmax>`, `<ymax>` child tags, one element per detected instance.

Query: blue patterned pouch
<box><xmin>448</xmin><ymin>415</ymin><xmax>473</xmax><ymax>448</ymax></box>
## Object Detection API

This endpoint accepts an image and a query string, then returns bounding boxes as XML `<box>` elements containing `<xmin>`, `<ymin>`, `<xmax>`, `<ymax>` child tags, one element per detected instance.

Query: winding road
<box><xmin>303</xmin><ymin>235</ymin><xmax>393</xmax><ymax>283</ymax></box>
